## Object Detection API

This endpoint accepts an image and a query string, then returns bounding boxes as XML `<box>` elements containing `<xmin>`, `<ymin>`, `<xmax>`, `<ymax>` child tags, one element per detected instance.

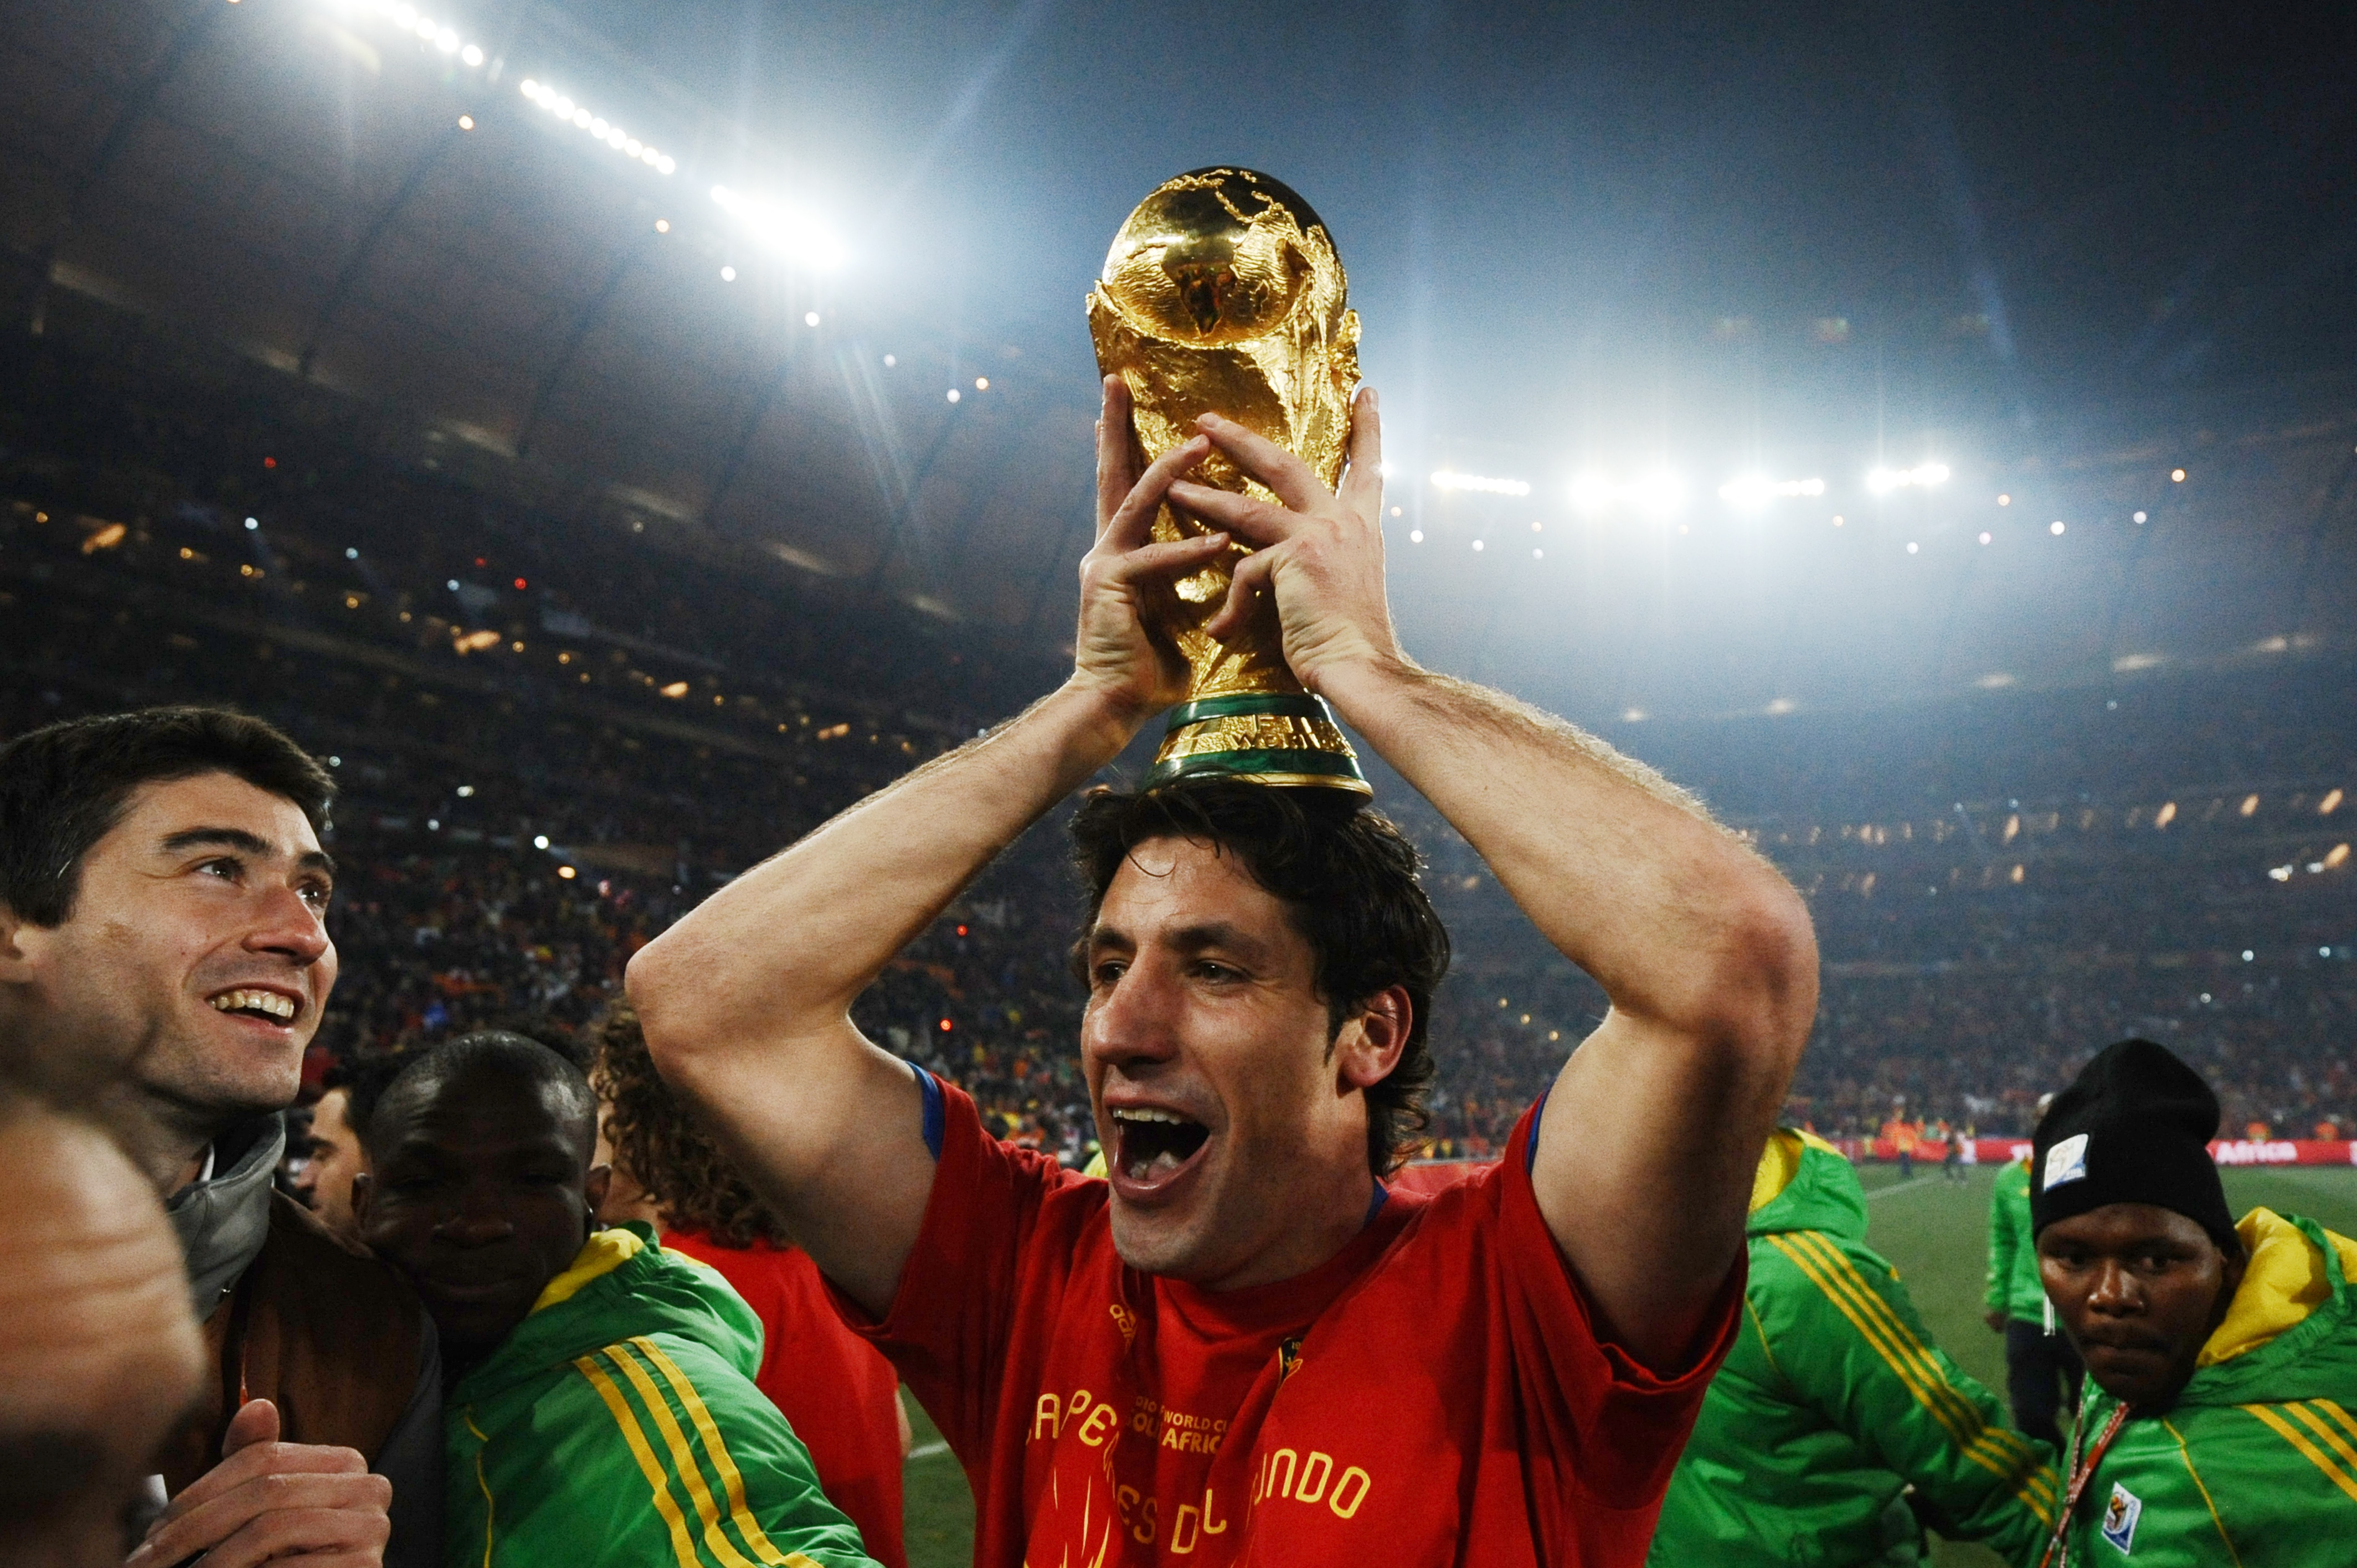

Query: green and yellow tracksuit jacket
<box><xmin>1650</xmin><ymin>1131</ymin><xmax>2060</xmax><ymax>1567</ymax></box>
<box><xmin>2050</xmin><ymin>1209</ymin><xmax>2357</xmax><ymax>1566</ymax></box>
<box><xmin>1988</xmin><ymin>1156</ymin><xmax>2049</xmax><ymax>1325</ymax></box>
<box><xmin>446</xmin><ymin>1224</ymin><xmax>881</xmax><ymax>1568</ymax></box>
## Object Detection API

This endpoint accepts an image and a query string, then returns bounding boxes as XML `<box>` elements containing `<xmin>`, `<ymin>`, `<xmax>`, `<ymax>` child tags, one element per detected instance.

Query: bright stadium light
<box><xmin>330</xmin><ymin>1</ymin><xmax>498</xmax><ymax>79</ymax></box>
<box><xmin>1430</xmin><ymin>471</ymin><xmax>1532</xmax><ymax>497</ymax></box>
<box><xmin>1626</xmin><ymin>467</ymin><xmax>1687</xmax><ymax>517</ymax></box>
<box><xmin>709</xmin><ymin>185</ymin><xmax>848</xmax><ymax>270</ymax></box>
<box><xmin>520</xmin><ymin>79</ymin><xmax>676</xmax><ymax>174</ymax></box>
<box><xmin>1717</xmin><ymin>474</ymin><xmax>1827</xmax><ymax>509</ymax></box>
<box><xmin>1865</xmin><ymin>461</ymin><xmax>1952</xmax><ymax>496</ymax></box>
<box><xmin>1565</xmin><ymin>468</ymin><xmax>1689</xmax><ymax>517</ymax></box>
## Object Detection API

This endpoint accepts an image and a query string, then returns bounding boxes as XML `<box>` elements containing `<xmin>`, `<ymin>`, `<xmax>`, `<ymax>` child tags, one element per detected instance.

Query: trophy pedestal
<box><xmin>1145</xmin><ymin>693</ymin><xmax>1371</xmax><ymax>795</ymax></box>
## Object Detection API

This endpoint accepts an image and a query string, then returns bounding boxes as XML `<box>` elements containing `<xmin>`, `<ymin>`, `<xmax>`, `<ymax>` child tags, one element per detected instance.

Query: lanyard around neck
<box><xmin>2037</xmin><ymin>1402</ymin><xmax>2130</xmax><ymax>1568</ymax></box>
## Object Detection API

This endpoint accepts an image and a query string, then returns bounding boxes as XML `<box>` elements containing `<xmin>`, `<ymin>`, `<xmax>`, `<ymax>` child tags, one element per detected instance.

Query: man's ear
<box><xmin>1335</xmin><ymin>985</ymin><xmax>1413</xmax><ymax>1092</ymax></box>
<box><xmin>0</xmin><ymin>901</ymin><xmax>38</xmax><ymax>982</ymax></box>
<box><xmin>350</xmin><ymin>1169</ymin><xmax>373</xmax><ymax>1229</ymax></box>
<box><xmin>2212</xmin><ymin>1245</ymin><xmax>2250</xmax><ymax>1328</ymax></box>
<box><xmin>585</xmin><ymin>1163</ymin><xmax>613</xmax><ymax>1231</ymax></box>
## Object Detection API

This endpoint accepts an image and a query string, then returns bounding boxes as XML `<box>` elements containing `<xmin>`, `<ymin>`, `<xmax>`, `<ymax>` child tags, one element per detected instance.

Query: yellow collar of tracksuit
<box><xmin>531</xmin><ymin>1226</ymin><xmax>650</xmax><ymax>1316</ymax></box>
<box><xmin>2198</xmin><ymin>1207</ymin><xmax>2357</xmax><ymax>1366</ymax></box>
<box><xmin>1750</xmin><ymin>1128</ymin><xmax>1846</xmax><ymax>1212</ymax></box>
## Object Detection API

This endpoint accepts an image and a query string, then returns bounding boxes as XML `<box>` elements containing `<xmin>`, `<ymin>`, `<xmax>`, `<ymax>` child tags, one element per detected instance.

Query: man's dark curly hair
<box><xmin>588</xmin><ymin>1000</ymin><xmax>785</xmax><ymax>1249</ymax></box>
<box><xmin>1068</xmin><ymin>777</ymin><xmax>1452</xmax><ymax>1177</ymax></box>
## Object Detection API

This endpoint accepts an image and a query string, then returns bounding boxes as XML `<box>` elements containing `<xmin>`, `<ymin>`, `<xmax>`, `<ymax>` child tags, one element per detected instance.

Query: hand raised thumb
<box><xmin>222</xmin><ymin>1397</ymin><xmax>281</xmax><ymax>1456</ymax></box>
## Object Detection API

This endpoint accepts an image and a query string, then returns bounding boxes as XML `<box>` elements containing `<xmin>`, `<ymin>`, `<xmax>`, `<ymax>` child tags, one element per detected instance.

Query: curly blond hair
<box><xmin>588</xmin><ymin>1000</ymin><xmax>786</xmax><ymax>1249</ymax></box>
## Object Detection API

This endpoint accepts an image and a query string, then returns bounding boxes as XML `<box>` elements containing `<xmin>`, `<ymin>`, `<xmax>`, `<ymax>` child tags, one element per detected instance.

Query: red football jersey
<box><xmin>663</xmin><ymin>1230</ymin><xmax>908</xmax><ymax>1568</ymax></box>
<box><xmin>840</xmin><ymin>1079</ymin><xmax>1738</xmax><ymax>1566</ymax></box>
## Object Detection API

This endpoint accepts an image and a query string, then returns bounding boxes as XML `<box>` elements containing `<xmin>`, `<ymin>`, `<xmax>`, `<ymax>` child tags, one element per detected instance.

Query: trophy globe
<box><xmin>1087</xmin><ymin>167</ymin><xmax>1372</xmax><ymax>795</ymax></box>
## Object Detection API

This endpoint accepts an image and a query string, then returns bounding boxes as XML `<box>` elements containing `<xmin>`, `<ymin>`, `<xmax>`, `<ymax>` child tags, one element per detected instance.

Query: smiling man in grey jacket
<box><xmin>0</xmin><ymin>707</ymin><xmax>440</xmax><ymax>1568</ymax></box>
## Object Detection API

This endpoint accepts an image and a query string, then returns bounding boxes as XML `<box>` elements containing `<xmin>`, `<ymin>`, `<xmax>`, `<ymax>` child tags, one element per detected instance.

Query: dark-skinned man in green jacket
<box><xmin>1651</xmin><ymin>1128</ymin><xmax>2060</xmax><ymax>1566</ymax></box>
<box><xmin>356</xmin><ymin>1032</ymin><xmax>880</xmax><ymax>1568</ymax></box>
<box><xmin>2030</xmin><ymin>1039</ymin><xmax>2357</xmax><ymax>1567</ymax></box>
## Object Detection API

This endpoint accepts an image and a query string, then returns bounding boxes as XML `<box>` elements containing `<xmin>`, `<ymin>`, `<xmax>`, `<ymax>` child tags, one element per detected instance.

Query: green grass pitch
<box><xmin>895</xmin><ymin>1164</ymin><xmax>2357</xmax><ymax>1567</ymax></box>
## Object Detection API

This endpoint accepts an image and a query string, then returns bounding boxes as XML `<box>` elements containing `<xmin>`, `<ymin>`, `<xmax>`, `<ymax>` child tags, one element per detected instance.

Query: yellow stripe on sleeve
<box><xmin>2286</xmin><ymin>1402</ymin><xmax>2357</xmax><ymax>1482</ymax></box>
<box><xmin>2309</xmin><ymin>1399</ymin><xmax>2357</xmax><ymax>1456</ymax></box>
<box><xmin>1768</xmin><ymin>1234</ymin><xmax>1974</xmax><ymax>1447</ymax></box>
<box><xmin>1788</xmin><ymin>1232</ymin><xmax>1990</xmax><ymax>1441</ymax></box>
<box><xmin>1769</xmin><ymin>1231</ymin><xmax>2056</xmax><ymax>1520</ymax></box>
<box><xmin>631</xmin><ymin>1335</ymin><xmax>822</xmax><ymax>1568</ymax></box>
<box><xmin>2242</xmin><ymin>1404</ymin><xmax>2357</xmax><ymax>1505</ymax></box>
<box><xmin>574</xmin><ymin>1352</ymin><xmax>705</xmax><ymax>1568</ymax></box>
<box><xmin>605</xmin><ymin>1343</ymin><xmax>776</xmax><ymax>1568</ymax></box>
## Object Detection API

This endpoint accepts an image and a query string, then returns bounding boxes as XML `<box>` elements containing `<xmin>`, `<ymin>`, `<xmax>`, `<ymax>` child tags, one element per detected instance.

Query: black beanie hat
<box><xmin>2031</xmin><ymin>1039</ymin><xmax>2240</xmax><ymax>1253</ymax></box>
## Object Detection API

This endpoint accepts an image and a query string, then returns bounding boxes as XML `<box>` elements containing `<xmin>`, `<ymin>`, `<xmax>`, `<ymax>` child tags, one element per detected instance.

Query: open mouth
<box><xmin>1111</xmin><ymin>1107</ymin><xmax>1210</xmax><ymax>1188</ymax></box>
<box><xmin>208</xmin><ymin>987</ymin><xmax>301</xmax><ymax>1024</ymax></box>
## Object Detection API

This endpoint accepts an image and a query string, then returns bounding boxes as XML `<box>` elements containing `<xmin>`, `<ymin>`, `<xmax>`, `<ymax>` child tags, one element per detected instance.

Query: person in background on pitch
<box><xmin>630</xmin><ymin>381</ymin><xmax>1820</xmax><ymax>1564</ymax></box>
<box><xmin>0</xmin><ymin>1087</ymin><xmax>207</xmax><ymax>1568</ymax></box>
<box><xmin>289</xmin><ymin>1053</ymin><xmax>405</xmax><ymax>1245</ymax></box>
<box><xmin>0</xmin><ymin>707</ymin><xmax>435</xmax><ymax>1567</ymax></box>
<box><xmin>356</xmin><ymin>1031</ymin><xmax>882</xmax><ymax>1567</ymax></box>
<box><xmin>1986</xmin><ymin>1091</ymin><xmax>2082</xmax><ymax>1451</ymax></box>
<box><xmin>2031</xmin><ymin>1038</ymin><xmax>2357</xmax><ymax>1565</ymax></box>
<box><xmin>591</xmin><ymin>1000</ymin><xmax>914</xmax><ymax>1568</ymax></box>
<box><xmin>1650</xmin><ymin>1128</ymin><xmax>2058</xmax><ymax>1567</ymax></box>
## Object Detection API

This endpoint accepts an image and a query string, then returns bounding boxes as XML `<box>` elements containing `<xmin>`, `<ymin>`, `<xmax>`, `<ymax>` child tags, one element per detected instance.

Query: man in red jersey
<box><xmin>630</xmin><ymin>379</ymin><xmax>1819</xmax><ymax>1565</ymax></box>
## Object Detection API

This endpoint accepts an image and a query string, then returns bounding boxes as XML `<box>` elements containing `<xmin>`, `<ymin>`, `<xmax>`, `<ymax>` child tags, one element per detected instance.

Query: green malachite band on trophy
<box><xmin>1146</xmin><ymin>690</ymin><xmax>1372</xmax><ymax>795</ymax></box>
<box><xmin>1164</xmin><ymin>692</ymin><xmax>1336</xmax><ymax>728</ymax></box>
<box><xmin>1141</xmin><ymin>747</ymin><xmax>1372</xmax><ymax>793</ymax></box>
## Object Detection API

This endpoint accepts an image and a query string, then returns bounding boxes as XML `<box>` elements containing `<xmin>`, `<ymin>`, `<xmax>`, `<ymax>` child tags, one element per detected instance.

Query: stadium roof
<box><xmin>5</xmin><ymin>0</ymin><xmax>2353</xmax><ymax>729</ymax></box>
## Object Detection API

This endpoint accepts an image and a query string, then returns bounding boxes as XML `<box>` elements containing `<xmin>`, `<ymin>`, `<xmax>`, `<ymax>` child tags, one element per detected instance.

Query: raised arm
<box><xmin>628</xmin><ymin>383</ymin><xmax>1229</xmax><ymax>1316</ymax></box>
<box><xmin>1171</xmin><ymin>394</ymin><xmax>1818</xmax><ymax>1368</ymax></box>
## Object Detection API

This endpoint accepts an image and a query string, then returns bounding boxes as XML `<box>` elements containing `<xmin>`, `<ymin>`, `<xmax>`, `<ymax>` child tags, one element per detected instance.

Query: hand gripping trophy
<box><xmin>1087</xmin><ymin>167</ymin><xmax>1373</xmax><ymax>796</ymax></box>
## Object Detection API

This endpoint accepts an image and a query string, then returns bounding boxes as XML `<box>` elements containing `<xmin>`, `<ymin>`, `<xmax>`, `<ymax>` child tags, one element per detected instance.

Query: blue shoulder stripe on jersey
<box><xmin>908</xmin><ymin>1061</ymin><xmax>945</xmax><ymax>1160</ymax></box>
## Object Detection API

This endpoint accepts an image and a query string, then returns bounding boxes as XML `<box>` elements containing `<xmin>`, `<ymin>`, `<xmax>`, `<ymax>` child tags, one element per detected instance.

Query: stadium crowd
<box><xmin>6</xmin><ymin>416</ymin><xmax>2353</xmax><ymax>1163</ymax></box>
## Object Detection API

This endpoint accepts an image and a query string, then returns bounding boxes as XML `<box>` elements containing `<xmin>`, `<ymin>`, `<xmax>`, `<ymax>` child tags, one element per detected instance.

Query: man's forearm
<box><xmin>631</xmin><ymin>680</ymin><xmax>1140</xmax><ymax>1049</ymax></box>
<box><xmin>1319</xmin><ymin>657</ymin><xmax>1808</xmax><ymax>1039</ymax></box>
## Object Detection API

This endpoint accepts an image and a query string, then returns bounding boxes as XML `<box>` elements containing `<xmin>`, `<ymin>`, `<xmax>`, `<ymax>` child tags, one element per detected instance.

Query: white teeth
<box><xmin>1112</xmin><ymin>1107</ymin><xmax>1187</xmax><ymax>1125</ymax></box>
<box><xmin>210</xmin><ymin>989</ymin><xmax>297</xmax><ymax>1020</ymax></box>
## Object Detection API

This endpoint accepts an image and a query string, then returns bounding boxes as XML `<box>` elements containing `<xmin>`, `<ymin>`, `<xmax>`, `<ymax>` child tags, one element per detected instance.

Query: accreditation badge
<box><xmin>2101</xmin><ymin>1482</ymin><xmax>2142</xmax><ymax>1554</ymax></box>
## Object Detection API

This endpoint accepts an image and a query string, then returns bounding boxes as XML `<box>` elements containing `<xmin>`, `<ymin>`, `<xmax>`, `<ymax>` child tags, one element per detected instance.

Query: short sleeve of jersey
<box><xmin>1479</xmin><ymin>1097</ymin><xmax>1746</xmax><ymax>1513</ymax></box>
<box><xmin>830</xmin><ymin>1077</ymin><xmax>1096</xmax><ymax>1463</ymax></box>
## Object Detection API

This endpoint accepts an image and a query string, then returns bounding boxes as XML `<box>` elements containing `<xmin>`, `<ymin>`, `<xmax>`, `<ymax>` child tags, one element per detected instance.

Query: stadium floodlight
<box><xmin>709</xmin><ymin>185</ymin><xmax>849</xmax><ymax>271</ymax></box>
<box><xmin>1429</xmin><ymin>471</ymin><xmax>1532</xmax><ymax>497</ymax></box>
<box><xmin>1568</xmin><ymin>471</ymin><xmax>1615</xmax><ymax>514</ymax></box>
<box><xmin>1625</xmin><ymin>467</ymin><xmax>1687</xmax><ymax>517</ymax></box>
<box><xmin>1865</xmin><ymin>461</ymin><xmax>1952</xmax><ymax>496</ymax></box>
<box><xmin>330</xmin><ymin>1</ymin><xmax>499</xmax><ymax>79</ymax></box>
<box><xmin>1717</xmin><ymin>474</ymin><xmax>1827</xmax><ymax>509</ymax></box>
<box><xmin>519</xmin><ymin>79</ymin><xmax>676</xmax><ymax>174</ymax></box>
<box><xmin>1567</xmin><ymin>468</ymin><xmax>1688</xmax><ymax>517</ymax></box>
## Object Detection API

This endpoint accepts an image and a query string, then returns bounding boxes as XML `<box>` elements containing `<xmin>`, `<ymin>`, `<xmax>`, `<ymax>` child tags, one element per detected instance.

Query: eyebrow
<box><xmin>161</xmin><ymin>827</ymin><xmax>337</xmax><ymax>880</ymax></box>
<box><xmin>1089</xmin><ymin>920</ymin><xmax>1269</xmax><ymax>963</ymax></box>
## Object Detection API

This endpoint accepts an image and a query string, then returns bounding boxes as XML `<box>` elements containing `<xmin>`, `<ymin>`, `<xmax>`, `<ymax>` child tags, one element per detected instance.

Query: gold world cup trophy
<box><xmin>1087</xmin><ymin>167</ymin><xmax>1372</xmax><ymax>796</ymax></box>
